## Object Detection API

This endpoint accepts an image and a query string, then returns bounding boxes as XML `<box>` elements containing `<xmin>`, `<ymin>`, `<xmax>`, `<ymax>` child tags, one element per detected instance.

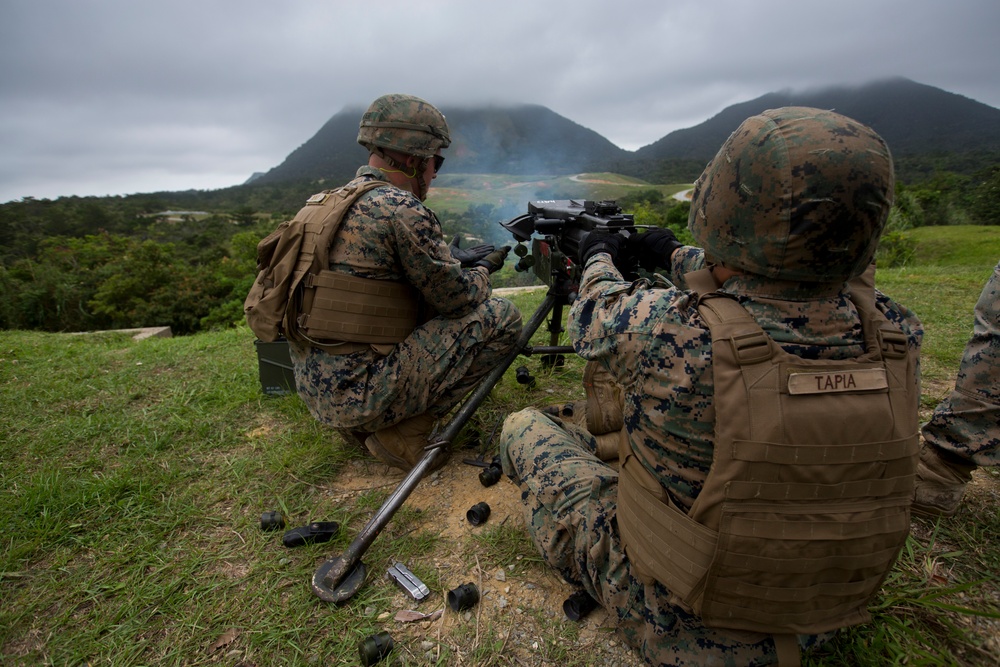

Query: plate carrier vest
<box><xmin>616</xmin><ymin>267</ymin><xmax>919</xmax><ymax>659</ymax></box>
<box><xmin>244</xmin><ymin>180</ymin><xmax>419</xmax><ymax>353</ymax></box>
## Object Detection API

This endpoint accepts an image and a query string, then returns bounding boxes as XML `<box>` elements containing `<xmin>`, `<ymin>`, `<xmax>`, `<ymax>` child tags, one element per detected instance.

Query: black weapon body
<box><xmin>502</xmin><ymin>199</ymin><xmax>637</xmax><ymax>294</ymax></box>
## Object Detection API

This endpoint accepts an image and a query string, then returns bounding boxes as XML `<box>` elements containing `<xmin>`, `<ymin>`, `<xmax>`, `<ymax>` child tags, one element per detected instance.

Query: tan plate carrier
<box><xmin>616</xmin><ymin>267</ymin><xmax>919</xmax><ymax>664</ymax></box>
<box><xmin>245</xmin><ymin>181</ymin><xmax>419</xmax><ymax>354</ymax></box>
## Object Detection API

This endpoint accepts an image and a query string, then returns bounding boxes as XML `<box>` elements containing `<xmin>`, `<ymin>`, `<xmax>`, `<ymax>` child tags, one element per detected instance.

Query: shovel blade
<box><xmin>312</xmin><ymin>556</ymin><xmax>367</xmax><ymax>603</ymax></box>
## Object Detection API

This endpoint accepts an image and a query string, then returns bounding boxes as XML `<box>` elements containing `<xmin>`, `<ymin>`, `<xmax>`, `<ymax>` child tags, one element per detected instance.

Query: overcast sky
<box><xmin>2</xmin><ymin>0</ymin><xmax>998</xmax><ymax>204</ymax></box>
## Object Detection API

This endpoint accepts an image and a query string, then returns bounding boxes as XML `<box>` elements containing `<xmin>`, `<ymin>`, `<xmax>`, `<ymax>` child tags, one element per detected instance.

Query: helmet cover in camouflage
<box><xmin>688</xmin><ymin>106</ymin><xmax>894</xmax><ymax>283</ymax></box>
<box><xmin>357</xmin><ymin>93</ymin><xmax>451</xmax><ymax>158</ymax></box>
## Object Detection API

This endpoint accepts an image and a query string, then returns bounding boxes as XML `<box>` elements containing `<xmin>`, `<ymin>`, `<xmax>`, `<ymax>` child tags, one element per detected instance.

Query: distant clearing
<box><xmin>427</xmin><ymin>172</ymin><xmax>691</xmax><ymax>215</ymax></box>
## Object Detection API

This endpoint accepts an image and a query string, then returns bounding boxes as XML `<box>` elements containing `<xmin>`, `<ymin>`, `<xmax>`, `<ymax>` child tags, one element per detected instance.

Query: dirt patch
<box><xmin>320</xmin><ymin>456</ymin><xmax>644</xmax><ymax>666</ymax></box>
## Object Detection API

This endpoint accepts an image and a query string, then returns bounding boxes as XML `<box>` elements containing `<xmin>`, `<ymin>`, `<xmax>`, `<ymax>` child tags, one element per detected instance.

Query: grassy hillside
<box><xmin>1</xmin><ymin>228</ymin><xmax>998</xmax><ymax>666</ymax></box>
<box><xmin>877</xmin><ymin>226</ymin><xmax>998</xmax><ymax>384</ymax></box>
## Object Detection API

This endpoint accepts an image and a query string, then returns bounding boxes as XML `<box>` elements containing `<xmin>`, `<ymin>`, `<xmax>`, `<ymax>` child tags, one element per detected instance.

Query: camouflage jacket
<box><xmin>569</xmin><ymin>247</ymin><xmax>924</xmax><ymax>511</ymax></box>
<box><xmin>327</xmin><ymin>166</ymin><xmax>492</xmax><ymax>318</ymax></box>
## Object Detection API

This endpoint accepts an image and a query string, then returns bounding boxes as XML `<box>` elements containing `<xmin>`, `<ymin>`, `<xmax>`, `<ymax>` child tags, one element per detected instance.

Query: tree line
<box><xmin>1</xmin><ymin>163</ymin><xmax>996</xmax><ymax>335</ymax></box>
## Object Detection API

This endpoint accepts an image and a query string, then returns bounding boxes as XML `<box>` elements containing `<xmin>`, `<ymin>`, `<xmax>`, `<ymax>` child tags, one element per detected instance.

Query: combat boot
<box><xmin>335</xmin><ymin>428</ymin><xmax>369</xmax><ymax>452</ymax></box>
<box><xmin>911</xmin><ymin>445</ymin><xmax>977</xmax><ymax>518</ymax></box>
<box><xmin>365</xmin><ymin>413</ymin><xmax>447</xmax><ymax>473</ymax></box>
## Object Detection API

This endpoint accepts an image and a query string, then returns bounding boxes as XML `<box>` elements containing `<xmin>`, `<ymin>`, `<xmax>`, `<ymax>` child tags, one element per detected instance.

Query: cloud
<box><xmin>1</xmin><ymin>0</ymin><xmax>998</xmax><ymax>202</ymax></box>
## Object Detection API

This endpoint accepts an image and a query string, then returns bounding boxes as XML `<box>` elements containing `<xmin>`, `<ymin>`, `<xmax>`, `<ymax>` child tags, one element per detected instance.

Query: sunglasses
<box><xmin>432</xmin><ymin>154</ymin><xmax>445</xmax><ymax>173</ymax></box>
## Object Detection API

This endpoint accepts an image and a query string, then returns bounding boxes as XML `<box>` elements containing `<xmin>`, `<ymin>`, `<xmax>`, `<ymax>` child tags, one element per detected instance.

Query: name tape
<box><xmin>787</xmin><ymin>368</ymin><xmax>888</xmax><ymax>395</ymax></box>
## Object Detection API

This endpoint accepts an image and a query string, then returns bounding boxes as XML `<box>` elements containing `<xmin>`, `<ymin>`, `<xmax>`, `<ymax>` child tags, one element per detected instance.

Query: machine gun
<box><xmin>501</xmin><ymin>199</ymin><xmax>638</xmax><ymax>296</ymax></box>
<box><xmin>311</xmin><ymin>199</ymin><xmax>637</xmax><ymax>604</ymax></box>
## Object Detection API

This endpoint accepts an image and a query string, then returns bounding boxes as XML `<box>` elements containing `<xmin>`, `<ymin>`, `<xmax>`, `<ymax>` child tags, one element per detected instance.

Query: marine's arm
<box><xmin>391</xmin><ymin>201</ymin><xmax>493</xmax><ymax>318</ymax></box>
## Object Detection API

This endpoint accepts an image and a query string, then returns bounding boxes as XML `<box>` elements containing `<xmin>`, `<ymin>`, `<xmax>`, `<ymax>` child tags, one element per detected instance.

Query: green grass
<box><xmin>468</xmin><ymin>524</ymin><xmax>544</xmax><ymax>572</ymax></box>
<box><xmin>2</xmin><ymin>226</ymin><xmax>999</xmax><ymax>665</ymax></box>
<box><xmin>909</xmin><ymin>225</ymin><xmax>1000</xmax><ymax>268</ymax></box>
<box><xmin>877</xmin><ymin>226</ymin><xmax>999</xmax><ymax>386</ymax></box>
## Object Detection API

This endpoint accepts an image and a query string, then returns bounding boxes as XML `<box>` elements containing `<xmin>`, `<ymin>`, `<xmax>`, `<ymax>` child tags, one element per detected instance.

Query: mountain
<box><xmin>633</xmin><ymin>77</ymin><xmax>1000</xmax><ymax>162</ymax></box>
<box><xmin>249</xmin><ymin>78</ymin><xmax>1000</xmax><ymax>188</ymax></box>
<box><xmin>251</xmin><ymin>106</ymin><xmax>368</xmax><ymax>186</ymax></box>
<box><xmin>252</xmin><ymin>104</ymin><xmax>630</xmax><ymax>186</ymax></box>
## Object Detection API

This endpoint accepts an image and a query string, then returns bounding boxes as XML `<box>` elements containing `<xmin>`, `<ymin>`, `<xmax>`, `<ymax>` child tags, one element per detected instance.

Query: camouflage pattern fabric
<box><xmin>289</xmin><ymin>166</ymin><xmax>521</xmax><ymax>433</ymax></box>
<box><xmin>689</xmin><ymin>107</ymin><xmax>894</xmax><ymax>284</ymax></box>
<box><xmin>922</xmin><ymin>260</ymin><xmax>1000</xmax><ymax>466</ymax></box>
<box><xmin>501</xmin><ymin>248</ymin><xmax>921</xmax><ymax>665</ymax></box>
<box><xmin>357</xmin><ymin>93</ymin><xmax>451</xmax><ymax>158</ymax></box>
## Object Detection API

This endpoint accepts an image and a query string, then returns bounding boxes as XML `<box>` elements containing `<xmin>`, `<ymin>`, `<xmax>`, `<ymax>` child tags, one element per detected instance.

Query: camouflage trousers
<box><xmin>289</xmin><ymin>296</ymin><xmax>521</xmax><ymax>433</ymax></box>
<box><xmin>500</xmin><ymin>407</ymin><xmax>831</xmax><ymax>666</ymax></box>
<box><xmin>922</xmin><ymin>260</ymin><xmax>1000</xmax><ymax>466</ymax></box>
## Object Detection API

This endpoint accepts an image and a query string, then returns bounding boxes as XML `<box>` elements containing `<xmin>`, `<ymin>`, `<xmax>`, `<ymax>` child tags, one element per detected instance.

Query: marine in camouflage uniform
<box><xmin>289</xmin><ymin>94</ymin><xmax>522</xmax><ymax>470</ymax></box>
<box><xmin>501</xmin><ymin>108</ymin><xmax>922</xmax><ymax>665</ymax></box>
<box><xmin>914</xmin><ymin>259</ymin><xmax>1000</xmax><ymax>516</ymax></box>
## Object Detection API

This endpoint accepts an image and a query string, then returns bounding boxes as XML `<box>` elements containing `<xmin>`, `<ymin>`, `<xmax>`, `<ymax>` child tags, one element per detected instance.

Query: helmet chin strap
<box><xmin>412</xmin><ymin>157</ymin><xmax>430</xmax><ymax>201</ymax></box>
<box><xmin>378</xmin><ymin>166</ymin><xmax>417</xmax><ymax>178</ymax></box>
<box><xmin>374</xmin><ymin>148</ymin><xmax>416</xmax><ymax>176</ymax></box>
<box><xmin>374</xmin><ymin>148</ymin><xmax>428</xmax><ymax>200</ymax></box>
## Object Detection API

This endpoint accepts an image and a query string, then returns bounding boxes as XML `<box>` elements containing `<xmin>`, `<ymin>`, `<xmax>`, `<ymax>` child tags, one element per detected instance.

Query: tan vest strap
<box><xmin>684</xmin><ymin>267</ymin><xmax>720</xmax><ymax>297</ymax></box>
<box><xmin>732</xmin><ymin>435</ymin><xmax>914</xmax><ymax>465</ymax></box>
<box><xmin>726</xmin><ymin>472</ymin><xmax>916</xmax><ymax>501</ymax></box>
<box><xmin>773</xmin><ymin>634</ymin><xmax>801</xmax><ymax>667</ymax></box>
<box><xmin>583</xmin><ymin>359</ymin><xmax>625</xmax><ymax>435</ymax></box>
<box><xmin>721</xmin><ymin>505</ymin><xmax>911</xmax><ymax>544</ymax></box>
<box><xmin>849</xmin><ymin>264</ymin><xmax>909</xmax><ymax>362</ymax></box>
<box><xmin>715</xmin><ymin>540</ymin><xmax>903</xmax><ymax>575</ymax></box>
<box><xmin>878</xmin><ymin>328</ymin><xmax>909</xmax><ymax>359</ymax></box>
<box><xmin>696</xmin><ymin>294</ymin><xmax>777</xmax><ymax>371</ymax></box>
<box><xmin>297</xmin><ymin>270</ymin><xmax>418</xmax><ymax>345</ymax></box>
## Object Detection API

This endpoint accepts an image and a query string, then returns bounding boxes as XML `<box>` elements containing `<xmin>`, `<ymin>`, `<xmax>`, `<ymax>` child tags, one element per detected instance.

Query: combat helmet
<box><xmin>688</xmin><ymin>106</ymin><xmax>894</xmax><ymax>284</ymax></box>
<box><xmin>357</xmin><ymin>93</ymin><xmax>451</xmax><ymax>158</ymax></box>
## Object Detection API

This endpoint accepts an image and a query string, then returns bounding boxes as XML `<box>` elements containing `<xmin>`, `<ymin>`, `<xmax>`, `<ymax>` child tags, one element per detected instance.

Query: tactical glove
<box><xmin>449</xmin><ymin>235</ymin><xmax>495</xmax><ymax>267</ymax></box>
<box><xmin>475</xmin><ymin>245</ymin><xmax>511</xmax><ymax>273</ymax></box>
<box><xmin>578</xmin><ymin>231</ymin><xmax>627</xmax><ymax>267</ymax></box>
<box><xmin>627</xmin><ymin>228</ymin><xmax>682</xmax><ymax>272</ymax></box>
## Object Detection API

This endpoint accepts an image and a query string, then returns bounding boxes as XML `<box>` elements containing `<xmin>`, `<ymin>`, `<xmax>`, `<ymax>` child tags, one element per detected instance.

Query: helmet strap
<box><xmin>373</xmin><ymin>148</ymin><xmax>417</xmax><ymax>179</ymax></box>
<box><xmin>374</xmin><ymin>147</ymin><xmax>428</xmax><ymax>199</ymax></box>
<box><xmin>377</xmin><ymin>166</ymin><xmax>417</xmax><ymax>179</ymax></box>
<box><xmin>412</xmin><ymin>157</ymin><xmax>430</xmax><ymax>201</ymax></box>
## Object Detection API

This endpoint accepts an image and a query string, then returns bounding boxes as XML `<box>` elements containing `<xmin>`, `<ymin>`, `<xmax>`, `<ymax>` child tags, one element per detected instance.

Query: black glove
<box><xmin>449</xmin><ymin>235</ymin><xmax>495</xmax><ymax>267</ymax></box>
<box><xmin>627</xmin><ymin>228</ymin><xmax>682</xmax><ymax>272</ymax></box>
<box><xmin>475</xmin><ymin>245</ymin><xmax>511</xmax><ymax>273</ymax></box>
<box><xmin>578</xmin><ymin>231</ymin><xmax>627</xmax><ymax>266</ymax></box>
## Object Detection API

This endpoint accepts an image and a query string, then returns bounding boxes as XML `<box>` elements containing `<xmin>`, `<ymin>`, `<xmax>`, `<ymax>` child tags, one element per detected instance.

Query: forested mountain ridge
<box><xmin>632</xmin><ymin>77</ymin><xmax>1000</xmax><ymax>160</ymax></box>
<box><xmin>251</xmin><ymin>104</ymin><xmax>631</xmax><ymax>187</ymax></box>
<box><xmin>252</xmin><ymin>76</ymin><xmax>1000</xmax><ymax>187</ymax></box>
